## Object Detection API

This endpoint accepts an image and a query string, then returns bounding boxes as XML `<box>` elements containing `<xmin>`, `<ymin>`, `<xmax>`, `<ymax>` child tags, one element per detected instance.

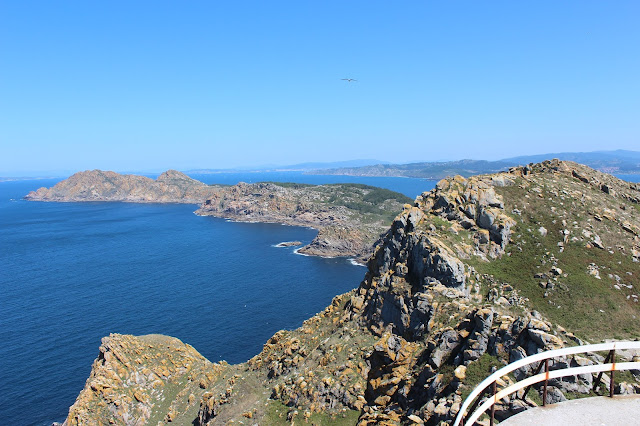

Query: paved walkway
<box><xmin>500</xmin><ymin>395</ymin><xmax>640</xmax><ymax>425</ymax></box>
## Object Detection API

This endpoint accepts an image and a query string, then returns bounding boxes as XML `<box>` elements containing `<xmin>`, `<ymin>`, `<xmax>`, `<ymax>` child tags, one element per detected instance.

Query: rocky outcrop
<box><xmin>63</xmin><ymin>334</ymin><xmax>219</xmax><ymax>426</ymax></box>
<box><xmin>349</xmin><ymin>172</ymin><xmax>517</xmax><ymax>340</ymax></box>
<box><xmin>59</xmin><ymin>160</ymin><xmax>640</xmax><ymax>425</ymax></box>
<box><xmin>297</xmin><ymin>225</ymin><xmax>371</xmax><ymax>258</ymax></box>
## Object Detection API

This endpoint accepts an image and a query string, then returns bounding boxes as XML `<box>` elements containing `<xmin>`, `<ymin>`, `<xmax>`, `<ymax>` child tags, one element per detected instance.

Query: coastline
<box><xmin>24</xmin><ymin>171</ymin><xmax>410</xmax><ymax>262</ymax></box>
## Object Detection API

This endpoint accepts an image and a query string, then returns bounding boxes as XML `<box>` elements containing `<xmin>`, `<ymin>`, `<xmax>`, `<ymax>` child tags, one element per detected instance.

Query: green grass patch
<box><xmin>264</xmin><ymin>399</ymin><xmax>360</xmax><ymax>426</ymax></box>
<box><xmin>461</xmin><ymin>353</ymin><xmax>504</xmax><ymax>401</ymax></box>
<box><xmin>317</xmin><ymin>185</ymin><xmax>410</xmax><ymax>223</ymax></box>
<box><xmin>428</xmin><ymin>215</ymin><xmax>451</xmax><ymax>231</ymax></box>
<box><xmin>471</xmin><ymin>176</ymin><xmax>640</xmax><ymax>342</ymax></box>
<box><xmin>324</xmin><ymin>184</ymin><xmax>412</xmax><ymax>204</ymax></box>
<box><xmin>471</xmin><ymin>227</ymin><xmax>640</xmax><ymax>341</ymax></box>
<box><xmin>612</xmin><ymin>370</ymin><xmax>640</xmax><ymax>385</ymax></box>
<box><xmin>264</xmin><ymin>182</ymin><xmax>316</xmax><ymax>189</ymax></box>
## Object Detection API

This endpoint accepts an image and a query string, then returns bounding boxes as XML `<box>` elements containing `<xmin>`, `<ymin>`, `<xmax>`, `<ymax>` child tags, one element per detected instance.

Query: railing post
<box><xmin>593</xmin><ymin>350</ymin><xmax>614</xmax><ymax>394</ymax></box>
<box><xmin>543</xmin><ymin>359</ymin><xmax>549</xmax><ymax>406</ymax></box>
<box><xmin>610</xmin><ymin>349</ymin><xmax>616</xmax><ymax>398</ymax></box>
<box><xmin>522</xmin><ymin>360</ymin><xmax>545</xmax><ymax>399</ymax></box>
<box><xmin>490</xmin><ymin>380</ymin><xmax>497</xmax><ymax>426</ymax></box>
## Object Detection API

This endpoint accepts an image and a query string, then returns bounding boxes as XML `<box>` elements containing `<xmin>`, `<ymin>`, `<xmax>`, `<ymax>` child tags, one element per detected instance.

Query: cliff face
<box><xmin>61</xmin><ymin>160</ymin><xmax>640</xmax><ymax>425</ymax></box>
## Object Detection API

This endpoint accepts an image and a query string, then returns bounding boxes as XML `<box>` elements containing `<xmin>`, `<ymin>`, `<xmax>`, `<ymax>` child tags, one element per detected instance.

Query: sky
<box><xmin>1</xmin><ymin>1</ymin><xmax>639</xmax><ymax>175</ymax></box>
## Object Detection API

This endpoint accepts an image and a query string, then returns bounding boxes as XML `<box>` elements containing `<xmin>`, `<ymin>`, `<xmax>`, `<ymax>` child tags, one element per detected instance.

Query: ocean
<box><xmin>0</xmin><ymin>172</ymin><xmax>435</xmax><ymax>426</ymax></box>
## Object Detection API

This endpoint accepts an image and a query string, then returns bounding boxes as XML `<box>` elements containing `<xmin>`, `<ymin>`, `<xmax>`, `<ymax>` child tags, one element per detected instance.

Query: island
<box><xmin>25</xmin><ymin>170</ymin><xmax>413</xmax><ymax>263</ymax></box>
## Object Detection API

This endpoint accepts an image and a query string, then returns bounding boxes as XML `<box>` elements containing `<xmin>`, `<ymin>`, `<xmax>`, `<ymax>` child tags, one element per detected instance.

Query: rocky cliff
<box><xmin>26</xmin><ymin>171</ymin><xmax>411</xmax><ymax>261</ymax></box>
<box><xmin>60</xmin><ymin>160</ymin><xmax>640</xmax><ymax>425</ymax></box>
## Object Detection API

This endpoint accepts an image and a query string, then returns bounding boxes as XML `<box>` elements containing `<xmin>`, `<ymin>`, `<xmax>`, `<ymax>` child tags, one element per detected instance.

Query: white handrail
<box><xmin>453</xmin><ymin>340</ymin><xmax>640</xmax><ymax>426</ymax></box>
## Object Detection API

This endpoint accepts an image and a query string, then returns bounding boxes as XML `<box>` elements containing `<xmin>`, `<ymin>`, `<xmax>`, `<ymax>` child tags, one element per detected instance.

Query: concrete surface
<box><xmin>500</xmin><ymin>395</ymin><xmax>640</xmax><ymax>425</ymax></box>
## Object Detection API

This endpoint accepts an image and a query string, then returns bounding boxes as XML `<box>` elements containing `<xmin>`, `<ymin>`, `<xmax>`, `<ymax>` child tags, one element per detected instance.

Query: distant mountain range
<box><xmin>307</xmin><ymin>150</ymin><xmax>640</xmax><ymax>179</ymax></box>
<box><xmin>4</xmin><ymin>151</ymin><xmax>637</xmax><ymax>181</ymax></box>
<box><xmin>185</xmin><ymin>159</ymin><xmax>390</xmax><ymax>174</ymax></box>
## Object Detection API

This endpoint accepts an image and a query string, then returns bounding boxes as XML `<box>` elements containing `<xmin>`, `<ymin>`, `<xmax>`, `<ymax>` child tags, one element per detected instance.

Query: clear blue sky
<box><xmin>1</xmin><ymin>1</ymin><xmax>638</xmax><ymax>175</ymax></box>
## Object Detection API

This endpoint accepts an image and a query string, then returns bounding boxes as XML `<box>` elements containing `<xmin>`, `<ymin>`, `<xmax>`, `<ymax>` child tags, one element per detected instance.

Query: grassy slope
<box><xmin>471</xmin><ymin>174</ymin><xmax>639</xmax><ymax>341</ymax></box>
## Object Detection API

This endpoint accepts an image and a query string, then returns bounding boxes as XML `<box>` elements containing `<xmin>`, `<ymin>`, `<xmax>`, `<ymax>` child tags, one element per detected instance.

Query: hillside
<box><xmin>503</xmin><ymin>150</ymin><xmax>640</xmax><ymax>175</ymax></box>
<box><xmin>25</xmin><ymin>171</ymin><xmax>411</xmax><ymax>262</ymax></box>
<box><xmin>311</xmin><ymin>150</ymin><xmax>640</xmax><ymax>179</ymax></box>
<box><xmin>312</xmin><ymin>159</ymin><xmax>513</xmax><ymax>179</ymax></box>
<box><xmin>59</xmin><ymin>160</ymin><xmax>640</xmax><ymax>425</ymax></box>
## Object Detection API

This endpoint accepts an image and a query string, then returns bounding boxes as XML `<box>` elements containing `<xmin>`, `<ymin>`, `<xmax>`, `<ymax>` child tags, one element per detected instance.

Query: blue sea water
<box><xmin>0</xmin><ymin>173</ymin><xmax>435</xmax><ymax>426</ymax></box>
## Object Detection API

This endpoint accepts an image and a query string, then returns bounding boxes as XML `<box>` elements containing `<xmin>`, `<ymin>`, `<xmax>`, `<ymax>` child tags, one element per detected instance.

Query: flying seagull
<box><xmin>341</xmin><ymin>78</ymin><xmax>357</xmax><ymax>82</ymax></box>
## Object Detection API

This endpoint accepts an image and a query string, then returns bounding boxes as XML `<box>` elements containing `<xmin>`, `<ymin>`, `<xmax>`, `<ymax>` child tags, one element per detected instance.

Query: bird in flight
<box><xmin>341</xmin><ymin>78</ymin><xmax>357</xmax><ymax>82</ymax></box>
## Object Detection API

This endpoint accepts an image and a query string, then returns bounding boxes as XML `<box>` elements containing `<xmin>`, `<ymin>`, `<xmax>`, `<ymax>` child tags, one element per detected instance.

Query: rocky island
<box><xmin>45</xmin><ymin>160</ymin><xmax>640</xmax><ymax>425</ymax></box>
<box><xmin>26</xmin><ymin>170</ymin><xmax>412</xmax><ymax>262</ymax></box>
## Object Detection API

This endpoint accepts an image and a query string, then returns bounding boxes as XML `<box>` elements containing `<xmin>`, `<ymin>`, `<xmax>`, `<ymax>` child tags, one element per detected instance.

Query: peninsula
<box><xmin>54</xmin><ymin>160</ymin><xmax>640</xmax><ymax>425</ymax></box>
<box><xmin>25</xmin><ymin>170</ymin><xmax>412</xmax><ymax>262</ymax></box>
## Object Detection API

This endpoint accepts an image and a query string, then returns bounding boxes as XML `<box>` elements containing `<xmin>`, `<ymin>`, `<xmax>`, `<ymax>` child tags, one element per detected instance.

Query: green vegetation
<box><xmin>265</xmin><ymin>400</ymin><xmax>360</xmax><ymax>425</ymax></box>
<box><xmin>316</xmin><ymin>184</ymin><xmax>412</xmax><ymax>223</ymax></box>
<box><xmin>266</xmin><ymin>181</ymin><xmax>316</xmax><ymax>189</ymax></box>
<box><xmin>363</xmin><ymin>187</ymin><xmax>412</xmax><ymax>205</ymax></box>
<box><xmin>470</xmin><ymin>225</ymin><xmax>640</xmax><ymax>341</ymax></box>
<box><xmin>466</xmin><ymin>175</ymin><xmax>640</xmax><ymax>341</ymax></box>
<box><xmin>263</xmin><ymin>181</ymin><xmax>411</xmax><ymax>223</ymax></box>
<box><xmin>429</xmin><ymin>215</ymin><xmax>454</xmax><ymax>231</ymax></box>
<box><xmin>461</xmin><ymin>353</ymin><xmax>505</xmax><ymax>401</ymax></box>
<box><xmin>326</xmin><ymin>183</ymin><xmax>412</xmax><ymax>204</ymax></box>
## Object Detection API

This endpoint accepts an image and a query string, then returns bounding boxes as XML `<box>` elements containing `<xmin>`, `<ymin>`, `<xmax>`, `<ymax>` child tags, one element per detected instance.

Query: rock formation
<box><xmin>60</xmin><ymin>160</ymin><xmax>640</xmax><ymax>425</ymax></box>
<box><xmin>64</xmin><ymin>334</ymin><xmax>218</xmax><ymax>425</ymax></box>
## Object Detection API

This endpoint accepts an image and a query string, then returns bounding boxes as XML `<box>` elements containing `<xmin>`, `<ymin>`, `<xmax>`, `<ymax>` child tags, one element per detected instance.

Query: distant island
<box><xmin>307</xmin><ymin>149</ymin><xmax>640</xmax><ymax>179</ymax></box>
<box><xmin>25</xmin><ymin>170</ymin><xmax>412</xmax><ymax>262</ymax></box>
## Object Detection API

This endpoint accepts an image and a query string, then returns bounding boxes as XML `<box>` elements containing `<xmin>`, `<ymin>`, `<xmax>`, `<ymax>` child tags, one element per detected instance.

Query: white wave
<box><xmin>293</xmin><ymin>248</ymin><xmax>344</xmax><ymax>260</ymax></box>
<box><xmin>293</xmin><ymin>247</ymin><xmax>311</xmax><ymax>257</ymax></box>
<box><xmin>348</xmin><ymin>258</ymin><xmax>366</xmax><ymax>267</ymax></box>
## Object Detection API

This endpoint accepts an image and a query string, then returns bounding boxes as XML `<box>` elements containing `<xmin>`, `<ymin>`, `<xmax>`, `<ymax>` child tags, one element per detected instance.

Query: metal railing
<box><xmin>453</xmin><ymin>341</ymin><xmax>640</xmax><ymax>426</ymax></box>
